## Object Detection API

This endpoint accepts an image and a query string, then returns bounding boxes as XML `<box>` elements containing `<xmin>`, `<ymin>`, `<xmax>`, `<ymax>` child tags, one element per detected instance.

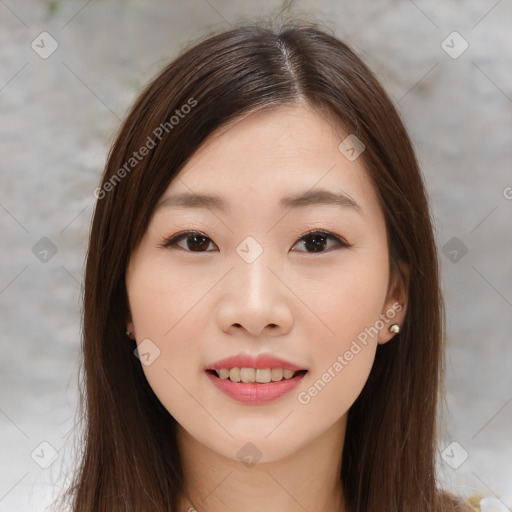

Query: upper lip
<box><xmin>204</xmin><ymin>354</ymin><xmax>307</xmax><ymax>372</ymax></box>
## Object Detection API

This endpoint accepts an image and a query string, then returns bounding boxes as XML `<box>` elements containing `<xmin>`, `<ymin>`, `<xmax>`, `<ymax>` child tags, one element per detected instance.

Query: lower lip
<box><xmin>205</xmin><ymin>371</ymin><xmax>307</xmax><ymax>404</ymax></box>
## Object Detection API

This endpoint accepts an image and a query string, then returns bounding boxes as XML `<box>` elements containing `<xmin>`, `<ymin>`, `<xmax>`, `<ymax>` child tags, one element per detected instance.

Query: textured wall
<box><xmin>1</xmin><ymin>1</ymin><xmax>510</xmax><ymax>510</ymax></box>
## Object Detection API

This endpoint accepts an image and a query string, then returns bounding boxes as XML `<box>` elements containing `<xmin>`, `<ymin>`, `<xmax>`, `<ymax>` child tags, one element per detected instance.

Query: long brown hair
<box><xmin>56</xmin><ymin>19</ymin><xmax>473</xmax><ymax>512</ymax></box>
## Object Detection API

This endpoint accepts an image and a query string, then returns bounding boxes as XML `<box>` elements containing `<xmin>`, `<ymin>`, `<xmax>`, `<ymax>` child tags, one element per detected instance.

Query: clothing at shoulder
<box><xmin>467</xmin><ymin>495</ymin><xmax>510</xmax><ymax>512</ymax></box>
<box><xmin>464</xmin><ymin>493</ymin><xmax>482</xmax><ymax>511</ymax></box>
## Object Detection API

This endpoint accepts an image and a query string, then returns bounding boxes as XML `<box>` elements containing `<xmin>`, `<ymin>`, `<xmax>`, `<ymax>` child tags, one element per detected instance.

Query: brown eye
<box><xmin>291</xmin><ymin>230</ymin><xmax>349</xmax><ymax>253</ymax></box>
<box><xmin>162</xmin><ymin>231</ymin><xmax>217</xmax><ymax>252</ymax></box>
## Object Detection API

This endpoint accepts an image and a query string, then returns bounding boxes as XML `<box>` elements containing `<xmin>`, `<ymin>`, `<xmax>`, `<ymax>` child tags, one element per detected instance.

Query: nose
<box><xmin>216</xmin><ymin>252</ymin><xmax>294</xmax><ymax>338</ymax></box>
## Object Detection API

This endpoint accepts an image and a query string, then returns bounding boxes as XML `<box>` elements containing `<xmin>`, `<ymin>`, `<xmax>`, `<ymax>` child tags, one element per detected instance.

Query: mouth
<box><xmin>205</xmin><ymin>368</ymin><xmax>308</xmax><ymax>404</ymax></box>
<box><xmin>204</xmin><ymin>354</ymin><xmax>308</xmax><ymax>403</ymax></box>
<box><xmin>206</xmin><ymin>368</ymin><xmax>308</xmax><ymax>384</ymax></box>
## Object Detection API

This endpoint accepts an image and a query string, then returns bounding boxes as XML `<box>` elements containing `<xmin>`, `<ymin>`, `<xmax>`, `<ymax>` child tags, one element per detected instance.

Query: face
<box><xmin>125</xmin><ymin>104</ymin><xmax>407</xmax><ymax>463</ymax></box>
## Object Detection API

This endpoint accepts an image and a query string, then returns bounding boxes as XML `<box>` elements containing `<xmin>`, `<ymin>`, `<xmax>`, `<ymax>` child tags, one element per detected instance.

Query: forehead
<box><xmin>159</xmin><ymin>105</ymin><xmax>378</xmax><ymax>216</ymax></box>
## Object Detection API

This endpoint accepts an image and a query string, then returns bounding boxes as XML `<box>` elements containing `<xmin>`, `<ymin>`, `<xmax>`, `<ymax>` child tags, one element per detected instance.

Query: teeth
<box><xmin>214</xmin><ymin>367</ymin><xmax>300</xmax><ymax>383</ymax></box>
<box><xmin>240</xmin><ymin>368</ymin><xmax>255</xmax><ymax>383</ymax></box>
<box><xmin>256</xmin><ymin>368</ymin><xmax>271</xmax><ymax>383</ymax></box>
<box><xmin>218</xmin><ymin>368</ymin><xmax>230</xmax><ymax>379</ymax></box>
<box><xmin>283</xmin><ymin>369</ymin><xmax>295</xmax><ymax>379</ymax></box>
<box><xmin>271</xmin><ymin>368</ymin><xmax>283</xmax><ymax>381</ymax></box>
<box><xmin>229</xmin><ymin>368</ymin><xmax>241</xmax><ymax>382</ymax></box>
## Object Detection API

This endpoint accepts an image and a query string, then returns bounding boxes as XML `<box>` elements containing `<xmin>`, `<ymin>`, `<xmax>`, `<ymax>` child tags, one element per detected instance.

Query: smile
<box><xmin>205</xmin><ymin>369</ymin><xmax>308</xmax><ymax>403</ymax></box>
<box><xmin>211</xmin><ymin>367</ymin><xmax>306</xmax><ymax>383</ymax></box>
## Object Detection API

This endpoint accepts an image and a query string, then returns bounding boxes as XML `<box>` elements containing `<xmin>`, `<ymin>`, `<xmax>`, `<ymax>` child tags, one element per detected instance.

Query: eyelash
<box><xmin>158</xmin><ymin>229</ymin><xmax>351</xmax><ymax>254</ymax></box>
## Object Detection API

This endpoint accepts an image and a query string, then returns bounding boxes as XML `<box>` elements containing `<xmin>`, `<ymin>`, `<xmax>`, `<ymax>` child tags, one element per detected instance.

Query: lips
<box><xmin>204</xmin><ymin>354</ymin><xmax>308</xmax><ymax>404</ymax></box>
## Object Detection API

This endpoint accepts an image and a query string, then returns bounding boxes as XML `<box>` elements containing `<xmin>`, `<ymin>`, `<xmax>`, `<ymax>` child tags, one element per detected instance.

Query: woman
<box><xmin>57</xmin><ymin>20</ymin><xmax>480</xmax><ymax>512</ymax></box>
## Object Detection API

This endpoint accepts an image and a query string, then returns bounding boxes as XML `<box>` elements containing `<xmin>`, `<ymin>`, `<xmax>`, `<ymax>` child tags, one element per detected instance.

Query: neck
<box><xmin>177</xmin><ymin>418</ymin><xmax>347</xmax><ymax>512</ymax></box>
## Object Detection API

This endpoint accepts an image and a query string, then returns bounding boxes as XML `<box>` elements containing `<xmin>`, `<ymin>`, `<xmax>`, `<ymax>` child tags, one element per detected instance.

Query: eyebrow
<box><xmin>155</xmin><ymin>189</ymin><xmax>362</xmax><ymax>214</ymax></box>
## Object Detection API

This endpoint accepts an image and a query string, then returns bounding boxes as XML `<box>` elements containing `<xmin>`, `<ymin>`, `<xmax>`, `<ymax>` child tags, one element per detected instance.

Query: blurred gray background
<box><xmin>1</xmin><ymin>1</ymin><xmax>511</xmax><ymax>511</ymax></box>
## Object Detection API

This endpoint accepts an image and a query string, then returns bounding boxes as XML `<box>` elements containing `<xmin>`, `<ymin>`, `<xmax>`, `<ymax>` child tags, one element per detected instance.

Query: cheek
<box><xmin>295</xmin><ymin>249</ymin><xmax>388</xmax><ymax>367</ymax></box>
<box><xmin>296</xmin><ymin>341</ymin><xmax>376</xmax><ymax>429</ymax></box>
<box><xmin>295</xmin><ymin>248</ymin><xmax>389</xmax><ymax>346</ymax></box>
<box><xmin>291</xmin><ymin>259</ymin><xmax>387</xmax><ymax>423</ymax></box>
<box><xmin>128</xmin><ymin>258</ymin><xmax>215</xmax><ymax>339</ymax></box>
<box><xmin>126</xmin><ymin>260</ymin><xmax>216</xmax><ymax>418</ymax></box>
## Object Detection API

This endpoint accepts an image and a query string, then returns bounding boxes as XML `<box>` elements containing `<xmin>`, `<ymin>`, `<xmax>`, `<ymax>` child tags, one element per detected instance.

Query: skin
<box><xmin>125</xmin><ymin>103</ymin><xmax>408</xmax><ymax>512</ymax></box>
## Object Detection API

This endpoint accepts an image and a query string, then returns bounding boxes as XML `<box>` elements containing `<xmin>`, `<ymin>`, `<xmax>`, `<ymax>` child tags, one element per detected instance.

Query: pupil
<box><xmin>305</xmin><ymin>234</ymin><xmax>326</xmax><ymax>252</ymax></box>
<box><xmin>187</xmin><ymin>235</ymin><xmax>209</xmax><ymax>251</ymax></box>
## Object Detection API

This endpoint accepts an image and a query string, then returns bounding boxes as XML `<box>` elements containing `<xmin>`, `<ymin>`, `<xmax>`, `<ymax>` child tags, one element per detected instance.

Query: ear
<box><xmin>126</xmin><ymin>315</ymin><xmax>135</xmax><ymax>340</ymax></box>
<box><xmin>377</xmin><ymin>261</ymin><xmax>409</xmax><ymax>345</ymax></box>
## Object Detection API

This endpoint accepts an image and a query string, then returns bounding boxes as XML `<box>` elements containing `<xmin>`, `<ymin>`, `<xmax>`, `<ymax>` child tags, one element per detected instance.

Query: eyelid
<box><xmin>295</xmin><ymin>229</ymin><xmax>350</xmax><ymax>249</ymax></box>
<box><xmin>159</xmin><ymin>230</ymin><xmax>216</xmax><ymax>250</ymax></box>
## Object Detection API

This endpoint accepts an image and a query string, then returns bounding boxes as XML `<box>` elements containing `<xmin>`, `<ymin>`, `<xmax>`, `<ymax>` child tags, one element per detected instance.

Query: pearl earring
<box><xmin>126</xmin><ymin>322</ymin><xmax>134</xmax><ymax>338</ymax></box>
<box><xmin>389</xmin><ymin>324</ymin><xmax>400</xmax><ymax>334</ymax></box>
